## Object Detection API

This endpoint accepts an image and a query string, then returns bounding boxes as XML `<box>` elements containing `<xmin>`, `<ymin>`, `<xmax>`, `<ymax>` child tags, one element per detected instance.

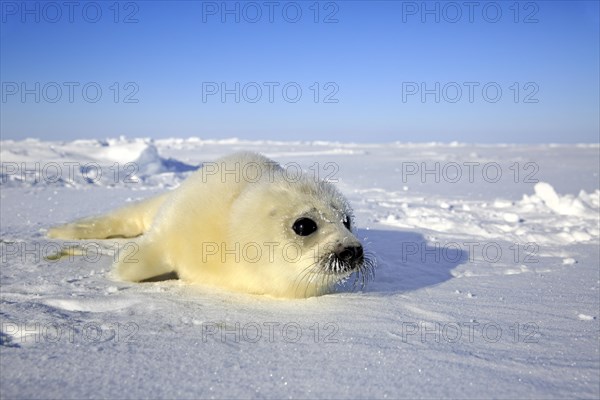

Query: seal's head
<box><xmin>229</xmin><ymin>166</ymin><xmax>375</xmax><ymax>298</ymax></box>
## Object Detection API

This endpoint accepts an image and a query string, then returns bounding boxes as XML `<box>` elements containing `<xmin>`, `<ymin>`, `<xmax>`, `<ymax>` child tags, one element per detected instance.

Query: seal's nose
<box><xmin>337</xmin><ymin>245</ymin><xmax>364</xmax><ymax>262</ymax></box>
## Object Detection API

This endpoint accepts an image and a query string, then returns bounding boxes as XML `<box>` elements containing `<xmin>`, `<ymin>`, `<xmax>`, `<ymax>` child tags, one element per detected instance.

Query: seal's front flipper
<box><xmin>113</xmin><ymin>239</ymin><xmax>175</xmax><ymax>282</ymax></box>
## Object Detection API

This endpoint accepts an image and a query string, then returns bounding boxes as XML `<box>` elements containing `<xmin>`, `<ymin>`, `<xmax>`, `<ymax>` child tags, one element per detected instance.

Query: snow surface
<box><xmin>1</xmin><ymin>138</ymin><xmax>599</xmax><ymax>399</ymax></box>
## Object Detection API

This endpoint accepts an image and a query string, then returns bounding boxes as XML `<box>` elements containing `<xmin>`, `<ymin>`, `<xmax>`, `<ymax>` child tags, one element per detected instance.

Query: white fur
<box><xmin>48</xmin><ymin>152</ymin><xmax>361</xmax><ymax>298</ymax></box>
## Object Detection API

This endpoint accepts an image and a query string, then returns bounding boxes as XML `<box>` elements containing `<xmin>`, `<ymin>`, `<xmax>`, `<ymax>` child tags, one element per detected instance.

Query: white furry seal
<box><xmin>48</xmin><ymin>152</ymin><xmax>374</xmax><ymax>298</ymax></box>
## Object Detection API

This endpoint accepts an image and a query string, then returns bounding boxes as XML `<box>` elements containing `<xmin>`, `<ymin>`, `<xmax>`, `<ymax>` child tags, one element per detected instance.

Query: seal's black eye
<box><xmin>343</xmin><ymin>215</ymin><xmax>351</xmax><ymax>231</ymax></box>
<box><xmin>292</xmin><ymin>218</ymin><xmax>318</xmax><ymax>236</ymax></box>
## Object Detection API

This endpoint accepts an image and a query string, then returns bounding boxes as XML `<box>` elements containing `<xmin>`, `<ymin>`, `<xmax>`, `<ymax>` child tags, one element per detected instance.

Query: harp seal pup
<box><xmin>48</xmin><ymin>152</ymin><xmax>374</xmax><ymax>298</ymax></box>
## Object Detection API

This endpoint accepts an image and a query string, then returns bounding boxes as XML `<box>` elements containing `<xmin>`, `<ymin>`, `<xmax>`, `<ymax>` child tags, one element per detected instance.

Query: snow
<box><xmin>1</xmin><ymin>138</ymin><xmax>599</xmax><ymax>399</ymax></box>
<box><xmin>533</xmin><ymin>182</ymin><xmax>597</xmax><ymax>217</ymax></box>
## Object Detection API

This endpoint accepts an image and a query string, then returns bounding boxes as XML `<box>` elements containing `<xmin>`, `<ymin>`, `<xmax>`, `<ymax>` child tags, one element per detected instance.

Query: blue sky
<box><xmin>1</xmin><ymin>0</ymin><xmax>599</xmax><ymax>143</ymax></box>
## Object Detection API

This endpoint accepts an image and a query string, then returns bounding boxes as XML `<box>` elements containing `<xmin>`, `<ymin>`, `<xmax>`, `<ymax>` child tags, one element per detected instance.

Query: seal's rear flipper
<box><xmin>48</xmin><ymin>193</ymin><xmax>169</xmax><ymax>239</ymax></box>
